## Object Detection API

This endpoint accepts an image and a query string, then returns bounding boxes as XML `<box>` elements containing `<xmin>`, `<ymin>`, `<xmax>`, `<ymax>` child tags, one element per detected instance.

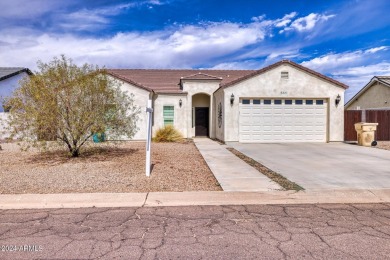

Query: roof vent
<box><xmin>281</xmin><ymin>71</ymin><xmax>289</xmax><ymax>79</ymax></box>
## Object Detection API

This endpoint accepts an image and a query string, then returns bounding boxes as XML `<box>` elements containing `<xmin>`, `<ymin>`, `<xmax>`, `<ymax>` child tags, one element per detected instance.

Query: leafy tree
<box><xmin>5</xmin><ymin>55</ymin><xmax>140</xmax><ymax>157</ymax></box>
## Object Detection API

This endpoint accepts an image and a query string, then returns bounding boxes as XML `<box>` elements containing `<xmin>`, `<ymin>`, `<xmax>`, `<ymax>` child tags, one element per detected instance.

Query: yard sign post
<box><xmin>145</xmin><ymin>100</ymin><xmax>153</xmax><ymax>177</ymax></box>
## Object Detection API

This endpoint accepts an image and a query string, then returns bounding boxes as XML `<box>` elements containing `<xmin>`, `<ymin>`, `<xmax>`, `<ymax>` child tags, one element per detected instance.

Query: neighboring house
<box><xmin>0</xmin><ymin>67</ymin><xmax>32</xmax><ymax>138</ymax></box>
<box><xmin>345</xmin><ymin>76</ymin><xmax>390</xmax><ymax>110</ymax></box>
<box><xmin>108</xmin><ymin>60</ymin><xmax>348</xmax><ymax>143</ymax></box>
<box><xmin>0</xmin><ymin>67</ymin><xmax>32</xmax><ymax>111</ymax></box>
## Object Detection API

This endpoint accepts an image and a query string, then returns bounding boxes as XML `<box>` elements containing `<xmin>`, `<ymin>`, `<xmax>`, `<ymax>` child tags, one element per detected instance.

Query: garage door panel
<box><xmin>239</xmin><ymin>99</ymin><xmax>327</xmax><ymax>142</ymax></box>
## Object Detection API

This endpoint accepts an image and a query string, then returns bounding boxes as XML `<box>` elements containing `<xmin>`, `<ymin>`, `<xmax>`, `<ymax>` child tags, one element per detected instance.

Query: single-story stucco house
<box><xmin>345</xmin><ymin>76</ymin><xmax>390</xmax><ymax>110</ymax></box>
<box><xmin>0</xmin><ymin>67</ymin><xmax>32</xmax><ymax>138</ymax></box>
<box><xmin>107</xmin><ymin>60</ymin><xmax>348</xmax><ymax>143</ymax></box>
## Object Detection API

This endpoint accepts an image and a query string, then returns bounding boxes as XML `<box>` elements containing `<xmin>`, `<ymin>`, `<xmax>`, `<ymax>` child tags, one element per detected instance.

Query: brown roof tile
<box><xmin>181</xmin><ymin>72</ymin><xmax>222</xmax><ymax>80</ymax></box>
<box><xmin>107</xmin><ymin>69</ymin><xmax>252</xmax><ymax>93</ymax></box>
<box><xmin>107</xmin><ymin>60</ymin><xmax>348</xmax><ymax>94</ymax></box>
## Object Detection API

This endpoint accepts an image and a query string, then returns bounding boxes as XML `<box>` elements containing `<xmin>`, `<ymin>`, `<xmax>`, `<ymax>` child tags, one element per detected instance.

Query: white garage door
<box><xmin>239</xmin><ymin>98</ymin><xmax>327</xmax><ymax>142</ymax></box>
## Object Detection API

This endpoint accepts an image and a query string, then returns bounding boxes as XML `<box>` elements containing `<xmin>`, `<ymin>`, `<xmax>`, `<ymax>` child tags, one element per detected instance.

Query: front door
<box><xmin>195</xmin><ymin>107</ymin><xmax>209</xmax><ymax>136</ymax></box>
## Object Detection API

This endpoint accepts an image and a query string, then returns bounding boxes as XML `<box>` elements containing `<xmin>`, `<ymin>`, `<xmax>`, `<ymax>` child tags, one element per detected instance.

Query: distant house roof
<box><xmin>0</xmin><ymin>67</ymin><xmax>32</xmax><ymax>81</ymax></box>
<box><xmin>107</xmin><ymin>60</ymin><xmax>348</xmax><ymax>94</ymax></box>
<box><xmin>345</xmin><ymin>76</ymin><xmax>390</xmax><ymax>108</ymax></box>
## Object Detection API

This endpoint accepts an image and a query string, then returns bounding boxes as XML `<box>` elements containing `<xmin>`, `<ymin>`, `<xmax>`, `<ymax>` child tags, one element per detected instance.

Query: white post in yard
<box><xmin>145</xmin><ymin>100</ymin><xmax>153</xmax><ymax>177</ymax></box>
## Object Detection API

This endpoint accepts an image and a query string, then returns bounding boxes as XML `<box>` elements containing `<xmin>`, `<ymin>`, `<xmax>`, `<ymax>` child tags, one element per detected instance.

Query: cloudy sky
<box><xmin>1</xmin><ymin>0</ymin><xmax>390</xmax><ymax>101</ymax></box>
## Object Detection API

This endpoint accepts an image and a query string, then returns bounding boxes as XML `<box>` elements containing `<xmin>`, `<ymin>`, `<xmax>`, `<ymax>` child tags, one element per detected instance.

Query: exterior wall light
<box><xmin>335</xmin><ymin>94</ymin><xmax>341</xmax><ymax>107</ymax></box>
<box><xmin>179</xmin><ymin>99</ymin><xmax>182</xmax><ymax>107</ymax></box>
<box><xmin>230</xmin><ymin>94</ymin><xmax>235</xmax><ymax>105</ymax></box>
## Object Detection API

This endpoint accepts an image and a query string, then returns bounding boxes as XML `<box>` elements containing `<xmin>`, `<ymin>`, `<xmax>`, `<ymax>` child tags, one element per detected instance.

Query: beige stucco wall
<box><xmin>116</xmin><ymin>79</ymin><xmax>151</xmax><ymax>140</ymax></box>
<box><xmin>115</xmin><ymin>79</ymin><xmax>219</xmax><ymax>140</ymax></box>
<box><xmin>152</xmin><ymin>94</ymin><xmax>187</xmax><ymax>137</ymax></box>
<box><xmin>346</xmin><ymin>82</ymin><xmax>390</xmax><ymax>110</ymax></box>
<box><xmin>182</xmin><ymin>80</ymin><xmax>220</xmax><ymax>138</ymax></box>
<box><xmin>222</xmin><ymin>63</ymin><xmax>345</xmax><ymax>142</ymax></box>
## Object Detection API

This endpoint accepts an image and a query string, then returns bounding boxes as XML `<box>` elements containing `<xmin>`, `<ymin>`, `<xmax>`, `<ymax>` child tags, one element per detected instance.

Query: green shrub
<box><xmin>153</xmin><ymin>125</ymin><xmax>183</xmax><ymax>142</ymax></box>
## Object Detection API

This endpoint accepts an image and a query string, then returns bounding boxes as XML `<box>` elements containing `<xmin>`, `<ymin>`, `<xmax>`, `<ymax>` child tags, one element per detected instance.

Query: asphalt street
<box><xmin>0</xmin><ymin>203</ymin><xmax>390</xmax><ymax>259</ymax></box>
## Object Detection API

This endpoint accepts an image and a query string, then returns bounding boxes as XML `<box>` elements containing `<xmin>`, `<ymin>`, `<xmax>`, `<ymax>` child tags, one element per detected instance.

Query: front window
<box><xmin>163</xmin><ymin>106</ymin><xmax>174</xmax><ymax>126</ymax></box>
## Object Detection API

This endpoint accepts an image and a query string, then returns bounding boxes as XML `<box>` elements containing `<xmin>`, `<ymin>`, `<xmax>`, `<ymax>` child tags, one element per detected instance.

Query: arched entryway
<box><xmin>192</xmin><ymin>93</ymin><xmax>211</xmax><ymax>137</ymax></box>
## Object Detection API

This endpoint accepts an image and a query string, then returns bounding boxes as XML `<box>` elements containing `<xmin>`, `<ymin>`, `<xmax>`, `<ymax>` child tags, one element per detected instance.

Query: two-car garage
<box><xmin>213</xmin><ymin>60</ymin><xmax>347</xmax><ymax>143</ymax></box>
<box><xmin>239</xmin><ymin>98</ymin><xmax>328</xmax><ymax>142</ymax></box>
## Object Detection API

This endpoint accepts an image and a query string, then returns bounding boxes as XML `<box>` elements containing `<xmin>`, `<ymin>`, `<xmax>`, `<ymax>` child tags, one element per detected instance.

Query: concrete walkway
<box><xmin>1</xmin><ymin>189</ymin><xmax>390</xmax><ymax>209</ymax></box>
<box><xmin>193</xmin><ymin>138</ymin><xmax>281</xmax><ymax>191</ymax></box>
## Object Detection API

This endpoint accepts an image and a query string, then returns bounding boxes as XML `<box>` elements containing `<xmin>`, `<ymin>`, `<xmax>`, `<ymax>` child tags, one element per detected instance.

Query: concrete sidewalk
<box><xmin>1</xmin><ymin>189</ymin><xmax>390</xmax><ymax>209</ymax></box>
<box><xmin>193</xmin><ymin>138</ymin><xmax>281</xmax><ymax>191</ymax></box>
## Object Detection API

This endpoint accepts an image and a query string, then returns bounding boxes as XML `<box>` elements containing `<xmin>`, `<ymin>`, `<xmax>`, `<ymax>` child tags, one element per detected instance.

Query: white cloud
<box><xmin>335</xmin><ymin>62</ymin><xmax>390</xmax><ymax>102</ymax></box>
<box><xmin>0</xmin><ymin>21</ymin><xmax>269</xmax><ymax>69</ymax></box>
<box><xmin>209</xmin><ymin>60</ymin><xmax>262</xmax><ymax>70</ymax></box>
<box><xmin>0</xmin><ymin>8</ymin><xmax>342</xmax><ymax>71</ymax></box>
<box><xmin>280</xmin><ymin>13</ymin><xmax>335</xmax><ymax>33</ymax></box>
<box><xmin>301</xmin><ymin>46</ymin><xmax>389</xmax><ymax>73</ymax></box>
<box><xmin>301</xmin><ymin>51</ymin><xmax>363</xmax><ymax>72</ymax></box>
<box><xmin>274</xmin><ymin>12</ymin><xmax>297</xmax><ymax>27</ymax></box>
<box><xmin>333</xmin><ymin>62</ymin><xmax>390</xmax><ymax>77</ymax></box>
<box><xmin>365</xmin><ymin>46</ymin><xmax>388</xmax><ymax>54</ymax></box>
<box><xmin>57</xmin><ymin>3</ymin><xmax>155</xmax><ymax>31</ymax></box>
<box><xmin>251</xmin><ymin>15</ymin><xmax>266</xmax><ymax>22</ymax></box>
<box><xmin>301</xmin><ymin>49</ymin><xmax>390</xmax><ymax>102</ymax></box>
<box><xmin>265</xmin><ymin>49</ymin><xmax>301</xmax><ymax>61</ymax></box>
<box><xmin>0</xmin><ymin>0</ymin><xmax>72</xmax><ymax>19</ymax></box>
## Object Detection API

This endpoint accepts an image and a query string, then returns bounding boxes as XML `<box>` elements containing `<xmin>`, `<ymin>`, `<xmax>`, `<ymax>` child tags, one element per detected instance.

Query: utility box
<box><xmin>354</xmin><ymin>122</ymin><xmax>378</xmax><ymax>146</ymax></box>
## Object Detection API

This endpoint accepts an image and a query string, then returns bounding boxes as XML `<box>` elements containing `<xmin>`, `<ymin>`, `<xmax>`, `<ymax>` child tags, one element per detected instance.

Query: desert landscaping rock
<box><xmin>0</xmin><ymin>141</ymin><xmax>221</xmax><ymax>194</ymax></box>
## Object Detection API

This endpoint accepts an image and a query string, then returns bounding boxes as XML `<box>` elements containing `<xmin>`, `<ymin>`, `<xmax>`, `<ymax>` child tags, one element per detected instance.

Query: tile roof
<box><xmin>107</xmin><ymin>60</ymin><xmax>349</xmax><ymax>94</ymax></box>
<box><xmin>0</xmin><ymin>67</ymin><xmax>32</xmax><ymax>81</ymax></box>
<box><xmin>107</xmin><ymin>69</ymin><xmax>253</xmax><ymax>93</ymax></box>
<box><xmin>181</xmin><ymin>72</ymin><xmax>222</xmax><ymax>80</ymax></box>
<box><xmin>377</xmin><ymin>76</ymin><xmax>390</xmax><ymax>86</ymax></box>
<box><xmin>220</xmin><ymin>60</ymin><xmax>349</xmax><ymax>89</ymax></box>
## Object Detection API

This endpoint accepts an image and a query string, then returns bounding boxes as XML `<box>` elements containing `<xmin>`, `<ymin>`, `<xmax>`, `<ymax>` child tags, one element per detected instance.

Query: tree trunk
<box><xmin>71</xmin><ymin>148</ymin><xmax>80</xmax><ymax>157</ymax></box>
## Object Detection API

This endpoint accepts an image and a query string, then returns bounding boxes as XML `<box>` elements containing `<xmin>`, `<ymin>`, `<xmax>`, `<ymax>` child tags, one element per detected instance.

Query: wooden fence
<box><xmin>344</xmin><ymin>110</ymin><xmax>390</xmax><ymax>141</ymax></box>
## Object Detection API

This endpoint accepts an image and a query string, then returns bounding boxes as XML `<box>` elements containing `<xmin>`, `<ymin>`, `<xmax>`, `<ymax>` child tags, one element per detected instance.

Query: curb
<box><xmin>1</xmin><ymin>189</ymin><xmax>390</xmax><ymax>209</ymax></box>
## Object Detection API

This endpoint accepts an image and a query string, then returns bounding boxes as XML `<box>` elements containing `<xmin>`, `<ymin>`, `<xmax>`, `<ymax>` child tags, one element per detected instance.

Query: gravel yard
<box><xmin>0</xmin><ymin>141</ymin><xmax>221</xmax><ymax>194</ymax></box>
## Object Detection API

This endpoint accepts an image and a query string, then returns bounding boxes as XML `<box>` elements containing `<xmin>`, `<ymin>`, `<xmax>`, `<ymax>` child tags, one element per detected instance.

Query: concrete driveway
<box><xmin>227</xmin><ymin>142</ymin><xmax>390</xmax><ymax>191</ymax></box>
